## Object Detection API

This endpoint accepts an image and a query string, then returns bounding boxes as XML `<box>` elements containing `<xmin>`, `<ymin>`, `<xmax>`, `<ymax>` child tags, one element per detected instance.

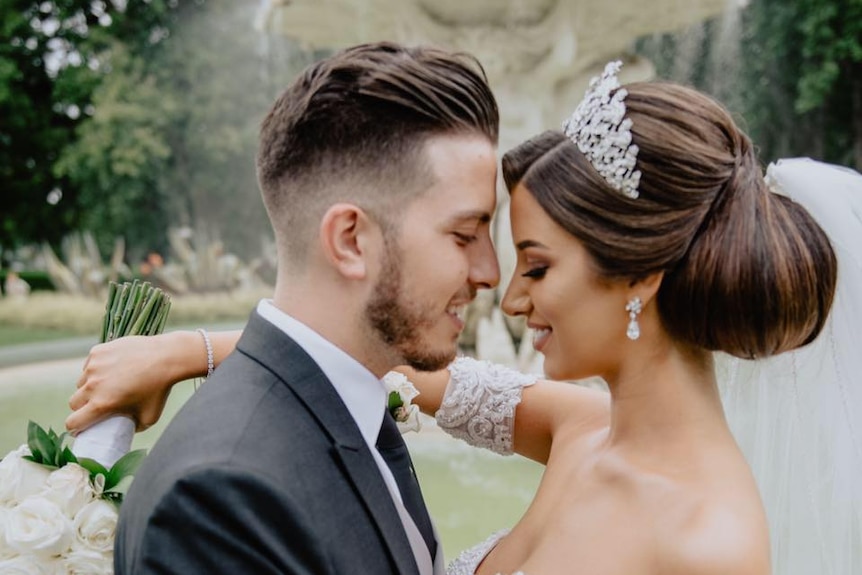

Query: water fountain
<box><xmin>258</xmin><ymin>0</ymin><xmax>731</xmax><ymax>150</ymax></box>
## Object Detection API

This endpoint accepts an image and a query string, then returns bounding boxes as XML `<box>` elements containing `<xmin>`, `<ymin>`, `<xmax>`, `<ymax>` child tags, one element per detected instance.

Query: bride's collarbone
<box><xmin>493</xmin><ymin>438</ymin><xmax>755</xmax><ymax>572</ymax></box>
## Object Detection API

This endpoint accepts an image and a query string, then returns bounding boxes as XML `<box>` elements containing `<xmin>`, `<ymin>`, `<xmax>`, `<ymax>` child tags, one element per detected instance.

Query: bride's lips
<box><xmin>531</xmin><ymin>326</ymin><xmax>552</xmax><ymax>352</ymax></box>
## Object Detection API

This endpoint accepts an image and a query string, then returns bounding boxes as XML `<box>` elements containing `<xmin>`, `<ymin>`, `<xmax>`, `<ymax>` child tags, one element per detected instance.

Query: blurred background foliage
<box><xmin>1</xmin><ymin>0</ymin><xmax>317</xmax><ymax>267</ymax></box>
<box><xmin>1</xmin><ymin>0</ymin><xmax>860</xmax><ymax>274</ymax></box>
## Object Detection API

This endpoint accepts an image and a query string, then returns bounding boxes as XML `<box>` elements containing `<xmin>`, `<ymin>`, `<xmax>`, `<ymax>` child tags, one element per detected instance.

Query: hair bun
<box><xmin>658</xmin><ymin>150</ymin><xmax>837</xmax><ymax>358</ymax></box>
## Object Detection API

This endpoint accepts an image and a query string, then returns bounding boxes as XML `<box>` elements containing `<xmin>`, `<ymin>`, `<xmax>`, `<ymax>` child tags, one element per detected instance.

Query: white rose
<box><xmin>0</xmin><ymin>507</ymin><xmax>14</xmax><ymax>559</ymax></box>
<box><xmin>63</xmin><ymin>546</ymin><xmax>113</xmax><ymax>574</ymax></box>
<box><xmin>4</xmin><ymin>496</ymin><xmax>73</xmax><ymax>556</ymax></box>
<box><xmin>0</xmin><ymin>554</ymin><xmax>62</xmax><ymax>574</ymax></box>
<box><xmin>394</xmin><ymin>404</ymin><xmax>422</xmax><ymax>433</ymax></box>
<box><xmin>382</xmin><ymin>371</ymin><xmax>420</xmax><ymax>404</ymax></box>
<box><xmin>0</xmin><ymin>445</ymin><xmax>52</xmax><ymax>505</ymax></box>
<box><xmin>41</xmin><ymin>464</ymin><xmax>96</xmax><ymax>517</ymax></box>
<box><xmin>72</xmin><ymin>500</ymin><xmax>118</xmax><ymax>555</ymax></box>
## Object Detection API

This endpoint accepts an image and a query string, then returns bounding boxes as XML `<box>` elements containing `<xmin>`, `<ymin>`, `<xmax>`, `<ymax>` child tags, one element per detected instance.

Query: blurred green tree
<box><xmin>638</xmin><ymin>0</ymin><xmax>861</xmax><ymax>169</ymax></box>
<box><xmin>49</xmin><ymin>0</ymin><xmax>315</xmax><ymax>262</ymax></box>
<box><xmin>0</xmin><ymin>0</ymin><xmax>178</xmax><ymax>261</ymax></box>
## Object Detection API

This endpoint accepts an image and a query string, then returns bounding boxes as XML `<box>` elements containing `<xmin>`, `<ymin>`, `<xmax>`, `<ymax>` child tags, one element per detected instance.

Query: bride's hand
<box><xmin>66</xmin><ymin>332</ymin><xmax>199</xmax><ymax>433</ymax></box>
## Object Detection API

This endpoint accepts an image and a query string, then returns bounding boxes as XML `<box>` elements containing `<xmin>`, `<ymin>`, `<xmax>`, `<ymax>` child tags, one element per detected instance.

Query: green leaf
<box><xmin>101</xmin><ymin>491</ymin><xmax>124</xmax><ymax>508</ymax></box>
<box><xmin>62</xmin><ymin>446</ymin><xmax>78</xmax><ymax>465</ymax></box>
<box><xmin>105</xmin><ymin>449</ymin><xmax>147</xmax><ymax>491</ymax></box>
<box><xmin>76</xmin><ymin>457</ymin><xmax>110</xmax><ymax>482</ymax></box>
<box><xmin>387</xmin><ymin>391</ymin><xmax>403</xmax><ymax>411</ymax></box>
<box><xmin>104</xmin><ymin>474</ymin><xmax>135</xmax><ymax>497</ymax></box>
<box><xmin>27</xmin><ymin>421</ymin><xmax>57</xmax><ymax>467</ymax></box>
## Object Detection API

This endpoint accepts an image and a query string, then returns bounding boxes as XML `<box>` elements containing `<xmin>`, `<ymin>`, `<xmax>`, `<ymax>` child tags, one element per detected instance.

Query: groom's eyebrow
<box><xmin>448</xmin><ymin>211</ymin><xmax>492</xmax><ymax>226</ymax></box>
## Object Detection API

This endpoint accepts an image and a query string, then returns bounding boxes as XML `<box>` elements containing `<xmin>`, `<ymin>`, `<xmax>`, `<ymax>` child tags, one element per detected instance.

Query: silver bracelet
<box><xmin>196</xmin><ymin>328</ymin><xmax>215</xmax><ymax>380</ymax></box>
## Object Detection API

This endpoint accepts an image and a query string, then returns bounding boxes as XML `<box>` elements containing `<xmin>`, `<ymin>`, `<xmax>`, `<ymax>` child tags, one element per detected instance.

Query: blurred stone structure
<box><xmin>258</xmin><ymin>0</ymin><xmax>731</xmax><ymax>368</ymax></box>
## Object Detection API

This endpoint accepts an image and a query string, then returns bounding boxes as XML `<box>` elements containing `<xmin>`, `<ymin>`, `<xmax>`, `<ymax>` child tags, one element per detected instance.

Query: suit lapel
<box><xmin>236</xmin><ymin>311</ymin><xmax>421</xmax><ymax>575</ymax></box>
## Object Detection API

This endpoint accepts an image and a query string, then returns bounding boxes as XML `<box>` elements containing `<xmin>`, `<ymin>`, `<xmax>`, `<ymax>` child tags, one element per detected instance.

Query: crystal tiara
<box><xmin>561</xmin><ymin>61</ymin><xmax>641</xmax><ymax>199</ymax></box>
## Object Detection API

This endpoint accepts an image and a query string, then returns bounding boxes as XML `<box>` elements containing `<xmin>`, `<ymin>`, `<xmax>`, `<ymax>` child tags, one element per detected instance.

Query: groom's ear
<box><xmin>319</xmin><ymin>203</ymin><xmax>378</xmax><ymax>280</ymax></box>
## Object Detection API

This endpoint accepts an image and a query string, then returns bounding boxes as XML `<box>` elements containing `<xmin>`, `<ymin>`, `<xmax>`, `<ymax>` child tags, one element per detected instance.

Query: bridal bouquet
<box><xmin>0</xmin><ymin>281</ymin><xmax>170</xmax><ymax>573</ymax></box>
<box><xmin>0</xmin><ymin>424</ymin><xmax>143</xmax><ymax>573</ymax></box>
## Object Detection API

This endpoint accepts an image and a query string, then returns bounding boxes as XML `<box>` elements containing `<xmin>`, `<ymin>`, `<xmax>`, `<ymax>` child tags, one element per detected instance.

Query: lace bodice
<box><xmin>446</xmin><ymin>529</ymin><xmax>526</xmax><ymax>575</ymax></box>
<box><xmin>435</xmin><ymin>357</ymin><xmax>538</xmax><ymax>455</ymax></box>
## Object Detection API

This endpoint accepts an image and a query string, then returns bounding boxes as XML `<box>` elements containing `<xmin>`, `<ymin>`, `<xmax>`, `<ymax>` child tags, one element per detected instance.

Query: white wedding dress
<box><xmin>435</xmin><ymin>158</ymin><xmax>862</xmax><ymax>575</ymax></box>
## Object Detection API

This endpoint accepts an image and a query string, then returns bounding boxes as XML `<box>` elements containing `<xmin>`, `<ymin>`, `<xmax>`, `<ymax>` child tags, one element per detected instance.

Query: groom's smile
<box><xmin>367</xmin><ymin>134</ymin><xmax>500</xmax><ymax>371</ymax></box>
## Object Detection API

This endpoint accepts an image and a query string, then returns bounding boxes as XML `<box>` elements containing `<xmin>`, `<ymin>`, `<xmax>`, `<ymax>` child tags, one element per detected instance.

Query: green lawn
<box><xmin>0</xmin><ymin>325</ymin><xmax>79</xmax><ymax>347</ymax></box>
<box><xmin>0</xmin><ymin>359</ymin><xmax>543</xmax><ymax>558</ymax></box>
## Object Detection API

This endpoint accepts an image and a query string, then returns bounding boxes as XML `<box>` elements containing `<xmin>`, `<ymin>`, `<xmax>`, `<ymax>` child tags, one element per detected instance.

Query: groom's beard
<box><xmin>365</xmin><ymin>245</ymin><xmax>456</xmax><ymax>372</ymax></box>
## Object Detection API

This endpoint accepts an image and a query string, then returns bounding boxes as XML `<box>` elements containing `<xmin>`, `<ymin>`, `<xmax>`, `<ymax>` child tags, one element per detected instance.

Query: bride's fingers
<box><xmin>76</xmin><ymin>369</ymin><xmax>88</xmax><ymax>389</ymax></box>
<box><xmin>134</xmin><ymin>417</ymin><xmax>153</xmax><ymax>433</ymax></box>
<box><xmin>68</xmin><ymin>388</ymin><xmax>88</xmax><ymax>411</ymax></box>
<box><xmin>65</xmin><ymin>403</ymin><xmax>101</xmax><ymax>434</ymax></box>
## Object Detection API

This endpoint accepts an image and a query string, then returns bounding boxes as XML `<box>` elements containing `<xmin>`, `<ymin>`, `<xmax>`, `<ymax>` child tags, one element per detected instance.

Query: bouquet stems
<box><xmin>72</xmin><ymin>281</ymin><xmax>171</xmax><ymax>469</ymax></box>
<box><xmin>101</xmin><ymin>280</ymin><xmax>172</xmax><ymax>342</ymax></box>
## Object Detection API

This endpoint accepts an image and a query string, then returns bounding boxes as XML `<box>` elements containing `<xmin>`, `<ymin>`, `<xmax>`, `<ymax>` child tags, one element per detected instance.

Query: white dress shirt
<box><xmin>256</xmin><ymin>300</ymin><xmax>439</xmax><ymax>575</ymax></box>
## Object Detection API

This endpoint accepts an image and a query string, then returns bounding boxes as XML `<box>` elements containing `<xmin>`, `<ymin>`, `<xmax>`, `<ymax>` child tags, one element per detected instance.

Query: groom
<box><xmin>114</xmin><ymin>42</ymin><xmax>501</xmax><ymax>574</ymax></box>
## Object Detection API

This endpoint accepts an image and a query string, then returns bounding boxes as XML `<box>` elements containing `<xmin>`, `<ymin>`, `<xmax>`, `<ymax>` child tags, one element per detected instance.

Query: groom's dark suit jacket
<box><xmin>114</xmin><ymin>311</ymin><xmax>422</xmax><ymax>574</ymax></box>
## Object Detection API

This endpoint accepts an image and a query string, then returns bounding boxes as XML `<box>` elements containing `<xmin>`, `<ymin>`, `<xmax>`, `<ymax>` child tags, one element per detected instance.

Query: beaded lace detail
<box><xmin>447</xmin><ymin>530</ymin><xmax>526</xmax><ymax>575</ymax></box>
<box><xmin>435</xmin><ymin>357</ymin><xmax>539</xmax><ymax>455</ymax></box>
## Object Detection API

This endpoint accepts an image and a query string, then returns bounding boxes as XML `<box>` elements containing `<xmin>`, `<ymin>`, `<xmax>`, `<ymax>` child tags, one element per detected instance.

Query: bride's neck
<box><xmin>602</xmin><ymin>340</ymin><xmax>732</xmax><ymax>459</ymax></box>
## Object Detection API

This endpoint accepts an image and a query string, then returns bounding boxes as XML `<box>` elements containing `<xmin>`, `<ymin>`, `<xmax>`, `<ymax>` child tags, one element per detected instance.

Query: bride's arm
<box><xmin>65</xmin><ymin>329</ymin><xmax>242</xmax><ymax>433</ymax></box>
<box><xmin>400</xmin><ymin>360</ymin><xmax>610</xmax><ymax>465</ymax></box>
<box><xmin>68</xmin><ymin>332</ymin><xmax>610</xmax><ymax>464</ymax></box>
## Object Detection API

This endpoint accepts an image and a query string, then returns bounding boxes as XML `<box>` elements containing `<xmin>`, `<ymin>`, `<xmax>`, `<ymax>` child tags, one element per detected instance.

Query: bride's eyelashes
<box><xmin>522</xmin><ymin>266</ymin><xmax>548</xmax><ymax>279</ymax></box>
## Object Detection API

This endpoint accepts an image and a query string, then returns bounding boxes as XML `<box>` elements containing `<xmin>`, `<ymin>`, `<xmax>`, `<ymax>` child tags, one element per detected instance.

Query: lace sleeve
<box><xmin>434</xmin><ymin>357</ymin><xmax>539</xmax><ymax>455</ymax></box>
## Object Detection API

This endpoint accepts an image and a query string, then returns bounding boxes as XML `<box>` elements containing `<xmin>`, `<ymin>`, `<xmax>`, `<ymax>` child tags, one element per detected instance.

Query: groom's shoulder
<box><xmin>143</xmin><ymin>346</ymin><xmax>332</xmax><ymax>473</ymax></box>
<box><xmin>116</xmin><ymin>347</ymin><xmax>343</xmax><ymax>549</ymax></box>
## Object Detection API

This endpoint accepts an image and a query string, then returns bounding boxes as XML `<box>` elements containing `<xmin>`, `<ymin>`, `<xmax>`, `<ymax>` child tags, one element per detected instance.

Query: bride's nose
<box><xmin>501</xmin><ymin>275</ymin><xmax>530</xmax><ymax>317</ymax></box>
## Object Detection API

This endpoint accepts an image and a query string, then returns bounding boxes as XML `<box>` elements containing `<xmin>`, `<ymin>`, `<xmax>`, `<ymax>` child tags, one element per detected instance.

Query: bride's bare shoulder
<box><xmin>658</xmin><ymin>497</ymin><xmax>771</xmax><ymax>575</ymax></box>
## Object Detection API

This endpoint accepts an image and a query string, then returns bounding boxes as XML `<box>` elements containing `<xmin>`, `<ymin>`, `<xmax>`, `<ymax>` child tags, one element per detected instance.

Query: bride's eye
<box><xmin>522</xmin><ymin>266</ymin><xmax>548</xmax><ymax>279</ymax></box>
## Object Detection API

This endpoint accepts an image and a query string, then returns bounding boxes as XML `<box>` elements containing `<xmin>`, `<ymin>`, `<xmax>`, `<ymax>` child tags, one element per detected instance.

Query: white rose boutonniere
<box><xmin>383</xmin><ymin>371</ymin><xmax>422</xmax><ymax>433</ymax></box>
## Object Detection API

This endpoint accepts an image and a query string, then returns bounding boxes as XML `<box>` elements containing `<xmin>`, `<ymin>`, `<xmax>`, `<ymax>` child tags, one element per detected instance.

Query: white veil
<box><xmin>717</xmin><ymin>158</ymin><xmax>862</xmax><ymax>575</ymax></box>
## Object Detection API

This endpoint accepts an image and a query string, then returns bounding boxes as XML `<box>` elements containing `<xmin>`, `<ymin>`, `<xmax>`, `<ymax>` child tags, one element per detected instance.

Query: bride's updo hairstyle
<box><xmin>502</xmin><ymin>82</ymin><xmax>837</xmax><ymax>359</ymax></box>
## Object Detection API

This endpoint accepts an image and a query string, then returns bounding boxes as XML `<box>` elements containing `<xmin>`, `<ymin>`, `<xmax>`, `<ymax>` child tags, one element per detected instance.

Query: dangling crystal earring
<box><xmin>625</xmin><ymin>296</ymin><xmax>642</xmax><ymax>341</ymax></box>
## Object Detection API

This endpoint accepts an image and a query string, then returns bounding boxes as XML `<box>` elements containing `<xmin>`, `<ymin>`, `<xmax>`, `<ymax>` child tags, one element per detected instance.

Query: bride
<box><xmin>68</xmin><ymin>64</ymin><xmax>859</xmax><ymax>574</ymax></box>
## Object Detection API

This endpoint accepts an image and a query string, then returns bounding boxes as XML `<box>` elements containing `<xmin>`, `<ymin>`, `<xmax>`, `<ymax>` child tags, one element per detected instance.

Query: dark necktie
<box><xmin>376</xmin><ymin>410</ymin><xmax>438</xmax><ymax>561</ymax></box>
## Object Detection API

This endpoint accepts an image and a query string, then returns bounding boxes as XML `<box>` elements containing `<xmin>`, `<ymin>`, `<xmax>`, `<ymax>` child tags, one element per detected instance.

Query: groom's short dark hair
<box><xmin>257</xmin><ymin>41</ymin><xmax>499</xmax><ymax>268</ymax></box>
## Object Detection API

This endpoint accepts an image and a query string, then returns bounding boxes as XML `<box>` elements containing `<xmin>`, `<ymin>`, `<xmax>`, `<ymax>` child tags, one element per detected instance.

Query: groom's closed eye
<box><xmin>453</xmin><ymin>232</ymin><xmax>479</xmax><ymax>245</ymax></box>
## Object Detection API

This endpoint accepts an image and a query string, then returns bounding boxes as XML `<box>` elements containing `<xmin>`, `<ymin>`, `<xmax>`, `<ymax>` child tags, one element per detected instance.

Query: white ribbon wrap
<box><xmin>72</xmin><ymin>416</ymin><xmax>135</xmax><ymax>468</ymax></box>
